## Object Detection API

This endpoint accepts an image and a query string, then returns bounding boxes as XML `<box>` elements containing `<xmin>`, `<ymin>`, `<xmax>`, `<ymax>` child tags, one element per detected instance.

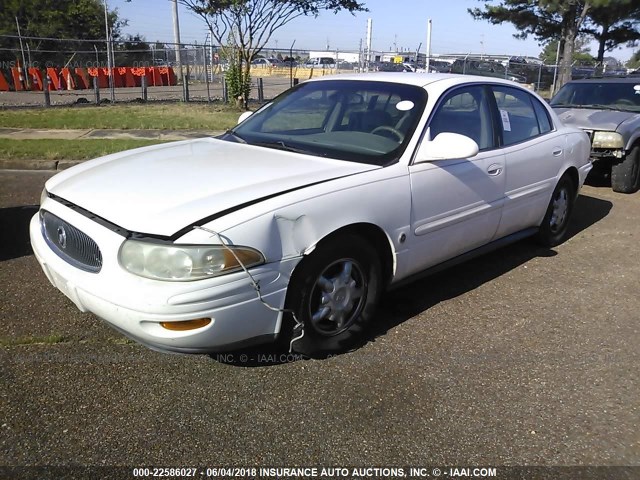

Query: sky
<box><xmin>110</xmin><ymin>0</ymin><xmax>638</xmax><ymax>62</ymax></box>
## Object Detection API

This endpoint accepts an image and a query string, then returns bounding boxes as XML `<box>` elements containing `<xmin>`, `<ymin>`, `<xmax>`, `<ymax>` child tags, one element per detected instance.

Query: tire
<box><xmin>611</xmin><ymin>143</ymin><xmax>640</xmax><ymax>194</ymax></box>
<box><xmin>282</xmin><ymin>234</ymin><xmax>382</xmax><ymax>358</ymax></box>
<box><xmin>536</xmin><ymin>175</ymin><xmax>576</xmax><ymax>248</ymax></box>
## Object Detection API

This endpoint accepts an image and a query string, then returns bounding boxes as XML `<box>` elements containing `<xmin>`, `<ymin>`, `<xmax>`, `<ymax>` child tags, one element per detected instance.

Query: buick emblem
<box><xmin>57</xmin><ymin>225</ymin><xmax>67</xmax><ymax>249</ymax></box>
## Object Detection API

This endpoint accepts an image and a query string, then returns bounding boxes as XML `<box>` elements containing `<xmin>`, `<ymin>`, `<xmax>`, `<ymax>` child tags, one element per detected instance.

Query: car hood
<box><xmin>553</xmin><ymin>107</ymin><xmax>636</xmax><ymax>131</ymax></box>
<box><xmin>46</xmin><ymin>138</ymin><xmax>378</xmax><ymax>237</ymax></box>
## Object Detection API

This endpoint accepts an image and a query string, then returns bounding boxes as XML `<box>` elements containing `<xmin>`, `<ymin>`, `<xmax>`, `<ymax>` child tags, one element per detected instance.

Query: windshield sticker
<box><xmin>500</xmin><ymin>109</ymin><xmax>512</xmax><ymax>132</ymax></box>
<box><xmin>396</xmin><ymin>100</ymin><xmax>415</xmax><ymax>111</ymax></box>
<box><xmin>634</xmin><ymin>85</ymin><xmax>640</xmax><ymax>94</ymax></box>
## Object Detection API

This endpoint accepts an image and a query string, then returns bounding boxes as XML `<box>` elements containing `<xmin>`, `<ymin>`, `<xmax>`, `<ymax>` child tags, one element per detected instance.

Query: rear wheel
<box><xmin>283</xmin><ymin>234</ymin><xmax>382</xmax><ymax>358</ymax></box>
<box><xmin>536</xmin><ymin>175</ymin><xmax>575</xmax><ymax>247</ymax></box>
<box><xmin>611</xmin><ymin>143</ymin><xmax>640</xmax><ymax>194</ymax></box>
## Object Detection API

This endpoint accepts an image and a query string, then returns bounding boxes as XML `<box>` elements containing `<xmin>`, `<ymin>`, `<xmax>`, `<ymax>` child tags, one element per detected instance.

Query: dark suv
<box><xmin>550</xmin><ymin>77</ymin><xmax>640</xmax><ymax>193</ymax></box>
<box><xmin>450</xmin><ymin>59</ymin><xmax>527</xmax><ymax>83</ymax></box>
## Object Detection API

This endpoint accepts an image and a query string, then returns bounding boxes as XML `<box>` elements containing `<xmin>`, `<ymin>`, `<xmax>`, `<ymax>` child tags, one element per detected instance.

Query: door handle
<box><xmin>552</xmin><ymin>148</ymin><xmax>563</xmax><ymax>156</ymax></box>
<box><xmin>487</xmin><ymin>164</ymin><xmax>503</xmax><ymax>176</ymax></box>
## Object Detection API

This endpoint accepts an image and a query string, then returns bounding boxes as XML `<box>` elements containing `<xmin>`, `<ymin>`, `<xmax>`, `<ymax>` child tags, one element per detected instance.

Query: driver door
<box><xmin>407</xmin><ymin>85</ymin><xmax>506</xmax><ymax>275</ymax></box>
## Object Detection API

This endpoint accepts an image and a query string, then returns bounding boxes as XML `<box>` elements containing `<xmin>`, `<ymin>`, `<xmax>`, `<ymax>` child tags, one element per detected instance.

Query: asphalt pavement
<box><xmin>0</xmin><ymin>171</ymin><xmax>639</xmax><ymax>476</ymax></box>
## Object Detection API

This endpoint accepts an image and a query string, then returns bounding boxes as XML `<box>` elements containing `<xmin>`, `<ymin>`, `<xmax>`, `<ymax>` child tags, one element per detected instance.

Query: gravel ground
<box><xmin>0</xmin><ymin>171</ymin><xmax>638</xmax><ymax>476</ymax></box>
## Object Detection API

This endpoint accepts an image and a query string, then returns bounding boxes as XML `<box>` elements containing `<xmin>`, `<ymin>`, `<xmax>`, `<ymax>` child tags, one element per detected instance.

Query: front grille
<box><xmin>41</xmin><ymin>210</ymin><xmax>103</xmax><ymax>273</ymax></box>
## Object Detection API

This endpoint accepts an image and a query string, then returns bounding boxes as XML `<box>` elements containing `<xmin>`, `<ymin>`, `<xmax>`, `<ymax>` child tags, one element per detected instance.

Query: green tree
<box><xmin>178</xmin><ymin>0</ymin><xmax>367</xmax><ymax>108</ymax></box>
<box><xmin>581</xmin><ymin>1</ymin><xmax>640</xmax><ymax>64</ymax></box>
<box><xmin>627</xmin><ymin>50</ymin><xmax>640</xmax><ymax>69</ymax></box>
<box><xmin>0</xmin><ymin>0</ymin><xmax>126</xmax><ymax>67</ymax></box>
<box><xmin>539</xmin><ymin>37</ymin><xmax>595</xmax><ymax>65</ymax></box>
<box><xmin>114</xmin><ymin>34</ymin><xmax>151</xmax><ymax>67</ymax></box>
<box><xmin>469</xmin><ymin>1</ymin><xmax>632</xmax><ymax>90</ymax></box>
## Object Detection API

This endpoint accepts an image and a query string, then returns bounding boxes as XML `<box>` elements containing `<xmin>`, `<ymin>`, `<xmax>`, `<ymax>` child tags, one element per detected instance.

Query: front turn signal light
<box><xmin>160</xmin><ymin>318</ymin><xmax>211</xmax><ymax>331</ymax></box>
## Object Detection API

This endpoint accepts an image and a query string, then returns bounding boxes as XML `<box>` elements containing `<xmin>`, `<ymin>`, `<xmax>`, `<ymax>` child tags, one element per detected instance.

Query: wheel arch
<box><xmin>562</xmin><ymin>166</ymin><xmax>580</xmax><ymax>198</ymax></box>
<box><xmin>624</xmin><ymin>132</ymin><xmax>640</xmax><ymax>152</ymax></box>
<box><xmin>297</xmin><ymin>222</ymin><xmax>396</xmax><ymax>289</ymax></box>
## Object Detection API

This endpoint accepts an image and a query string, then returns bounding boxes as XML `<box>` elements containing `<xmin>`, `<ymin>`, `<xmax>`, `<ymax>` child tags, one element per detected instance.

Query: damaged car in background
<box><xmin>551</xmin><ymin>76</ymin><xmax>640</xmax><ymax>193</ymax></box>
<box><xmin>31</xmin><ymin>73</ymin><xmax>591</xmax><ymax>358</ymax></box>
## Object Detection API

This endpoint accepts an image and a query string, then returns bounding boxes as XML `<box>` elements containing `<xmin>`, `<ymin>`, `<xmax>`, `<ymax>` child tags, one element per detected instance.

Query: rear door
<box><xmin>491</xmin><ymin>85</ymin><xmax>562</xmax><ymax>238</ymax></box>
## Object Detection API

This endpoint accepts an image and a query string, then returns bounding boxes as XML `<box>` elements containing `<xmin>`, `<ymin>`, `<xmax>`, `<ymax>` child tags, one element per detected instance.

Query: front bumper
<box><xmin>578</xmin><ymin>161</ymin><xmax>593</xmax><ymax>190</ymax></box>
<box><xmin>29</xmin><ymin>200</ymin><xmax>297</xmax><ymax>354</ymax></box>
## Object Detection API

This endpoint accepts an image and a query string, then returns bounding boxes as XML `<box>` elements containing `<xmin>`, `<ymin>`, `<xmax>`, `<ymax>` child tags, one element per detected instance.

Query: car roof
<box><xmin>306</xmin><ymin>72</ymin><xmax>527</xmax><ymax>89</ymax></box>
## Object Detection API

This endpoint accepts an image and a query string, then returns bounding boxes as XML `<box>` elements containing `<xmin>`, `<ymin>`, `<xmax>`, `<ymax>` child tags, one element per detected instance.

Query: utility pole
<box><xmin>366</xmin><ymin>18</ymin><xmax>372</xmax><ymax>72</ymax></box>
<box><xmin>15</xmin><ymin>17</ymin><xmax>28</xmax><ymax>89</ymax></box>
<box><xmin>103</xmin><ymin>0</ymin><xmax>114</xmax><ymax>102</ymax></box>
<box><xmin>426</xmin><ymin>19</ymin><xmax>432</xmax><ymax>72</ymax></box>
<box><xmin>552</xmin><ymin>40</ymin><xmax>562</xmax><ymax>96</ymax></box>
<box><xmin>172</xmin><ymin>0</ymin><xmax>183</xmax><ymax>81</ymax></box>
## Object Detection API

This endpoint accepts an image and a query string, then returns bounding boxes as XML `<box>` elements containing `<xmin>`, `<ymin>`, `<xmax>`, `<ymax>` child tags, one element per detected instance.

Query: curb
<box><xmin>0</xmin><ymin>159</ymin><xmax>84</xmax><ymax>171</ymax></box>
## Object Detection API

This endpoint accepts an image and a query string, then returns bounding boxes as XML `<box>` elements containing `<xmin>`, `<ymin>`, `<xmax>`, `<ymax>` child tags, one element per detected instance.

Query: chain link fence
<box><xmin>0</xmin><ymin>36</ymin><xmax>371</xmax><ymax>107</ymax></box>
<box><xmin>2</xmin><ymin>34</ymin><xmax>621</xmax><ymax>108</ymax></box>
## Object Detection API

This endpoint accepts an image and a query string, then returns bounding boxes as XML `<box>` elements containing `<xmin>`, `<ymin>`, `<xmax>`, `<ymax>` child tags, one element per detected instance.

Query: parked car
<box><xmin>571</xmin><ymin>66</ymin><xmax>596</xmax><ymax>80</ymax></box>
<box><xmin>31</xmin><ymin>73</ymin><xmax>591</xmax><ymax>357</ymax></box>
<box><xmin>376</xmin><ymin>62</ymin><xmax>411</xmax><ymax>72</ymax></box>
<box><xmin>428</xmin><ymin>60</ymin><xmax>453</xmax><ymax>73</ymax></box>
<box><xmin>550</xmin><ymin>76</ymin><xmax>640</xmax><ymax>193</ymax></box>
<box><xmin>251</xmin><ymin>57</ymin><xmax>283</xmax><ymax>67</ymax></box>
<box><xmin>305</xmin><ymin>57</ymin><xmax>336</xmax><ymax>68</ymax></box>
<box><xmin>451</xmin><ymin>59</ymin><xmax>527</xmax><ymax>83</ymax></box>
<box><xmin>508</xmin><ymin>62</ymin><xmax>555</xmax><ymax>89</ymax></box>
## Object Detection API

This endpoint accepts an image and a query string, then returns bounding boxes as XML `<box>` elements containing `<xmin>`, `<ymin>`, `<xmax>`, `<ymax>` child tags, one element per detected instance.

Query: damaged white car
<box><xmin>31</xmin><ymin>73</ymin><xmax>592</xmax><ymax>357</ymax></box>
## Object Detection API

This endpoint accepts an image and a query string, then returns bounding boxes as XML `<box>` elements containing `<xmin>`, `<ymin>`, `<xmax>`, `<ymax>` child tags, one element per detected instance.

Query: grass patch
<box><xmin>0</xmin><ymin>138</ymin><xmax>168</xmax><ymax>160</ymax></box>
<box><xmin>0</xmin><ymin>103</ymin><xmax>242</xmax><ymax>130</ymax></box>
<box><xmin>0</xmin><ymin>334</ymin><xmax>68</xmax><ymax>346</ymax></box>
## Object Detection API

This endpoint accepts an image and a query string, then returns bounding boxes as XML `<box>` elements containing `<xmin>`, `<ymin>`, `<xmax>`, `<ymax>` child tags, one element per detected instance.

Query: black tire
<box><xmin>536</xmin><ymin>175</ymin><xmax>576</xmax><ymax>248</ymax></box>
<box><xmin>611</xmin><ymin>143</ymin><xmax>640</xmax><ymax>194</ymax></box>
<box><xmin>282</xmin><ymin>234</ymin><xmax>382</xmax><ymax>358</ymax></box>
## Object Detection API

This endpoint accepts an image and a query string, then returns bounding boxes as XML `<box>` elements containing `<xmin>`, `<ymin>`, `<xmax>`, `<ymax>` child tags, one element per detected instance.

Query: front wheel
<box><xmin>611</xmin><ymin>143</ymin><xmax>640</xmax><ymax>194</ymax></box>
<box><xmin>536</xmin><ymin>175</ymin><xmax>575</xmax><ymax>248</ymax></box>
<box><xmin>283</xmin><ymin>234</ymin><xmax>382</xmax><ymax>358</ymax></box>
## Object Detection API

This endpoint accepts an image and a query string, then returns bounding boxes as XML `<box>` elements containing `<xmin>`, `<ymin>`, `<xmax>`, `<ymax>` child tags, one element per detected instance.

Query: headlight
<box><xmin>592</xmin><ymin>131</ymin><xmax>624</xmax><ymax>149</ymax></box>
<box><xmin>118</xmin><ymin>240</ymin><xmax>265</xmax><ymax>281</ymax></box>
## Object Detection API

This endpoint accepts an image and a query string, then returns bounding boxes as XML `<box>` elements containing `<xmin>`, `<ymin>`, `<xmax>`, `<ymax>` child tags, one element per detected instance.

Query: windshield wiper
<box><xmin>553</xmin><ymin>103</ymin><xmax>619</xmax><ymax>111</ymax></box>
<box><xmin>579</xmin><ymin>104</ymin><xmax>622</xmax><ymax>111</ymax></box>
<box><xmin>253</xmin><ymin>140</ymin><xmax>324</xmax><ymax>156</ymax></box>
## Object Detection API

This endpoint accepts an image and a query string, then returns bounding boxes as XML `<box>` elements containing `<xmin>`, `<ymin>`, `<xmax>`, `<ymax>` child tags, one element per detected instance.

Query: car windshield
<box><xmin>226</xmin><ymin>80</ymin><xmax>428</xmax><ymax>166</ymax></box>
<box><xmin>550</xmin><ymin>82</ymin><xmax>640</xmax><ymax>112</ymax></box>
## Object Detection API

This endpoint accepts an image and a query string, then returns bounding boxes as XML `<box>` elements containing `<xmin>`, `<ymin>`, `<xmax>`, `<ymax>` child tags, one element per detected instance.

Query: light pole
<box><xmin>426</xmin><ymin>19</ymin><xmax>432</xmax><ymax>72</ymax></box>
<box><xmin>172</xmin><ymin>0</ymin><xmax>183</xmax><ymax>82</ymax></box>
<box><xmin>103</xmin><ymin>0</ymin><xmax>115</xmax><ymax>102</ymax></box>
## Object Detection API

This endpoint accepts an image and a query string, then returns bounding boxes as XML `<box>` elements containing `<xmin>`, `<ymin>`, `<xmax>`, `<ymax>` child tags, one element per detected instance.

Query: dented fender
<box><xmin>176</xmin><ymin>164</ymin><xmax>413</xmax><ymax>281</ymax></box>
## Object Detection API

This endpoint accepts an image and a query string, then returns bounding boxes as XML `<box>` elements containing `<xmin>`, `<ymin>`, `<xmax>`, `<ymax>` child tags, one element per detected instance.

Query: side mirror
<box><xmin>415</xmin><ymin>132</ymin><xmax>479</xmax><ymax>163</ymax></box>
<box><xmin>237</xmin><ymin>111</ymin><xmax>253</xmax><ymax>124</ymax></box>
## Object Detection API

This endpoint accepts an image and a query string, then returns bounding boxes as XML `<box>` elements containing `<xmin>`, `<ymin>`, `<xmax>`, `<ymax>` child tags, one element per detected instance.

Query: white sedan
<box><xmin>30</xmin><ymin>73</ymin><xmax>592</xmax><ymax>357</ymax></box>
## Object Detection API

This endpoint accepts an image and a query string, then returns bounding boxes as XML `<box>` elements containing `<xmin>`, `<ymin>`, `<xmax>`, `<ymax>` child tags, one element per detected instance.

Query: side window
<box><xmin>531</xmin><ymin>97</ymin><xmax>553</xmax><ymax>134</ymax></box>
<box><xmin>492</xmin><ymin>86</ymin><xmax>543</xmax><ymax>145</ymax></box>
<box><xmin>428</xmin><ymin>86</ymin><xmax>496</xmax><ymax>151</ymax></box>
